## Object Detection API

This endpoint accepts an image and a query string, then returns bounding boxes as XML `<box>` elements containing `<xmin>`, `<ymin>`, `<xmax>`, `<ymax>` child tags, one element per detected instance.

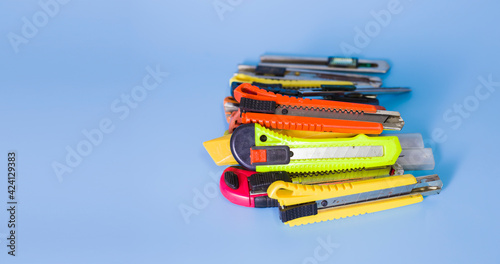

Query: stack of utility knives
<box><xmin>204</xmin><ymin>55</ymin><xmax>442</xmax><ymax>227</ymax></box>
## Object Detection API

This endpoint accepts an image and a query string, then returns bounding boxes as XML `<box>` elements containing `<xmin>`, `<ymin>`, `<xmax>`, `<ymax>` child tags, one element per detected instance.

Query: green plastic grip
<box><xmin>253</xmin><ymin>124</ymin><xmax>401</xmax><ymax>173</ymax></box>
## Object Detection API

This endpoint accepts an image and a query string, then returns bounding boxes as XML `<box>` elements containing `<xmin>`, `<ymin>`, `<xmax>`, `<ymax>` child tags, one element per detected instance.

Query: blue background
<box><xmin>1</xmin><ymin>0</ymin><xmax>499</xmax><ymax>263</ymax></box>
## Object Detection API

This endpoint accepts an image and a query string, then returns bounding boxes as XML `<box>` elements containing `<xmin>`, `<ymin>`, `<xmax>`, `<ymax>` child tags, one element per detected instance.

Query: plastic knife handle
<box><xmin>241</xmin><ymin>112</ymin><xmax>384</xmax><ymax>134</ymax></box>
<box><xmin>285</xmin><ymin>194</ymin><xmax>423</xmax><ymax>227</ymax></box>
<box><xmin>267</xmin><ymin>175</ymin><xmax>417</xmax><ymax>206</ymax></box>
<box><xmin>230</xmin><ymin>123</ymin><xmax>402</xmax><ymax>173</ymax></box>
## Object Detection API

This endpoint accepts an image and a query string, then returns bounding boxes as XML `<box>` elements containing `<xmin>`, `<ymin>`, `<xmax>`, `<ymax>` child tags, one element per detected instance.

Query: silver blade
<box><xmin>224</xmin><ymin>101</ymin><xmax>239</xmax><ymax>113</ymax></box>
<box><xmin>410</xmin><ymin>174</ymin><xmax>443</xmax><ymax>196</ymax></box>
<box><xmin>290</xmin><ymin>146</ymin><xmax>384</xmax><ymax>160</ymax></box>
<box><xmin>371</xmin><ymin>110</ymin><xmax>404</xmax><ymax>130</ymax></box>
<box><xmin>275</xmin><ymin>105</ymin><xmax>404</xmax><ymax>130</ymax></box>
<box><xmin>316</xmin><ymin>174</ymin><xmax>442</xmax><ymax>210</ymax></box>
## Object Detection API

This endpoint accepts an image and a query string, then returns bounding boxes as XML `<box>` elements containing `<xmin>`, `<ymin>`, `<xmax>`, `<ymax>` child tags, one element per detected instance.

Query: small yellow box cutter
<box><xmin>267</xmin><ymin>174</ymin><xmax>442</xmax><ymax>226</ymax></box>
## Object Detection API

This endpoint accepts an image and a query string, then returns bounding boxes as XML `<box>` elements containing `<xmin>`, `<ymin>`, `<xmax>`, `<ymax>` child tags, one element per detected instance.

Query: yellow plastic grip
<box><xmin>230</xmin><ymin>73</ymin><xmax>354</xmax><ymax>88</ymax></box>
<box><xmin>268</xmin><ymin>175</ymin><xmax>417</xmax><ymax>206</ymax></box>
<box><xmin>285</xmin><ymin>194</ymin><xmax>423</xmax><ymax>227</ymax></box>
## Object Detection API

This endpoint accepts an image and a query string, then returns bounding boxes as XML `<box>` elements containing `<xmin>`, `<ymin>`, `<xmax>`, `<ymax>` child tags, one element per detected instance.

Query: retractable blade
<box><xmin>315</xmin><ymin>175</ymin><xmax>442</xmax><ymax>210</ymax></box>
<box><xmin>274</xmin><ymin>105</ymin><xmax>404</xmax><ymax>131</ymax></box>
<box><xmin>289</xmin><ymin>145</ymin><xmax>384</xmax><ymax>160</ymax></box>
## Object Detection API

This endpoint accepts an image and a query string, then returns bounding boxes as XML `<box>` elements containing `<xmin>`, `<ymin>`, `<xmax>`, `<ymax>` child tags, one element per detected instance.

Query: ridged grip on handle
<box><xmin>285</xmin><ymin>194</ymin><xmax>423</xmax><ymax>227</ymax></box>
<box><xmin>254</xmin><ymin>196</ymin><xmax>280</xmax><ymax>208</ymax></box>
<box><xmin>267</xmin><ymin>175</ymin><xmax>416</xmax><ymax>206</ymax></box>
<box><xmin>242</xmin><ymin>112</ymin><xmax>384</xmax><ymax>134</ymax></box>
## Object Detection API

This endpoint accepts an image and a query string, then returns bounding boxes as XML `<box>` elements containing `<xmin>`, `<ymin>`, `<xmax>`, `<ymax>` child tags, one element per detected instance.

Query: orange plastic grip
<box><xmin>233</xmin><ymin>83</ymin><xmax>383</xmax><ymax>113</ymax></box>
<box><xmin>241</xmin><ymin>112</ymin><xmax>384</xmax><ymax>134</ymax></box>
<box><xmin>228</xmin><ymin>110</ymin><xmax>242</xmax><ymax>133</ymax></box>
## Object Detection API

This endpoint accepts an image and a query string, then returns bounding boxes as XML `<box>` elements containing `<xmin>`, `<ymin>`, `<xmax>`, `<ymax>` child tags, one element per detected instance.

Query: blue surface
<box><xmin>1</xmin><ymin>0</ymin><xmax>500</xmax><ymax>263</ymax></box>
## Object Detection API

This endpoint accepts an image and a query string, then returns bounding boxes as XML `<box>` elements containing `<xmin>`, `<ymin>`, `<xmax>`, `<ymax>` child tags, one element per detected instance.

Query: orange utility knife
<box><xmin>227</xmin><ymin>83</ymin><xmax>404</xmax><ymax>134</ymax></box>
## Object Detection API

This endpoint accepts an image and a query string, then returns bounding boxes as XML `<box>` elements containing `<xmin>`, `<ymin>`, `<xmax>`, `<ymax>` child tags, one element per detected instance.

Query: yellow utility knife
<box><xmin>268</xmin><ymin>174</ymin><xmax>442</xmax><ymax>226</ymax></box>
